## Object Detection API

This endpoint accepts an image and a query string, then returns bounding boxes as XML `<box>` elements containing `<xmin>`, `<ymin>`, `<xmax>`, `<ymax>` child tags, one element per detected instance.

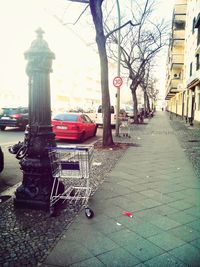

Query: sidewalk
<box><xmin>41</xmin><ymin>112</ymin><xmax>200</xmax><ymax>267</ymax></box>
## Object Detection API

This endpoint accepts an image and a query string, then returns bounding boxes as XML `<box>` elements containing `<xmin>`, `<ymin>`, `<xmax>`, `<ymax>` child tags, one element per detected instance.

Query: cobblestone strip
<box><xmin>169</xmin><ymin>114</ymin><xmax>200</xmax><ymax>178</ymax></box>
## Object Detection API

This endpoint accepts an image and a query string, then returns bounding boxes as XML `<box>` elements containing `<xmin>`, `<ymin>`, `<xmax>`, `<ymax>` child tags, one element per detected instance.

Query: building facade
<box><xmin>165</xmin><ymin>0</ymin><xmax>200</xmax><ymax>125</ymax></box>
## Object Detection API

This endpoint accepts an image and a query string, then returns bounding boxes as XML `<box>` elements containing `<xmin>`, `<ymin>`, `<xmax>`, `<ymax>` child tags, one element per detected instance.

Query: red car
<box><xmin>52</xmin><ymin>113</ymin><xmax>97</xmax><ymax>141</ymax></box>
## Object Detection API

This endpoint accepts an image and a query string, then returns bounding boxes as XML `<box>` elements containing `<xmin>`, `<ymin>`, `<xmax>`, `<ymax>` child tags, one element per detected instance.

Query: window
<box><xmin>1</xmin><ymin>108</ymin><xmax>17</xmax><ymax>116</ymax></box>
<box><xmin>53</xmin><ymin>114</ymin><xmax>78</xmax><ymax>122</ymax></box>
<box><xmin>192</xmin><ymin>17</ymin><xmax>196</xmax><ymax>34</ymax></box>
<box><xmin>98</xmin><ymin>105</ymin><xmax>115</xmax><ymax>114</ymax></box>
<box><xmin>198</xmin><ymin>27</ymin><xmax>200</xmax><ymax>46</ymax></box>
<box><xmin>83</xmin><ymin>115</ymin><xmax>92</xmax><ymax>123</ymax></box>
<box><xmin>190</xmin><ymin>62</ymin><xmax>193</xmax><ymax>76</ymax></box>
<box><xmin>195</xmin><ymin>13</ymin><xmax>200</xmax><ymax>45</ymax></box>
<box><xmin>196</xmin><ymin>54</ymin><xmax>200</xmax><ymax>70</ymax></box>
<box><xmin>198</xmin><ymin>93</ymin><xmax>200</xmax><ymax>110</ymax></box>
<box><xmin>174</xmin><ymin>20</ymin><xmax>185</xmax><ymax>30</ymax></box>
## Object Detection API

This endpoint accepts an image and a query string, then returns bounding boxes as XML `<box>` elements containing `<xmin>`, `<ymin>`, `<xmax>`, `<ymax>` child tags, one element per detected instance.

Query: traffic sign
<box><xmin>113</xmin><ymin>76</ymin><xmax>123</xmax><ymax>88</ymax></box>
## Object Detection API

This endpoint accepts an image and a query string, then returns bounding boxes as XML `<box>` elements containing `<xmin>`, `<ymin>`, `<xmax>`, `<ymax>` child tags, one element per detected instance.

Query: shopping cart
<box><xmin>48</xmin><ymin>145</ymin><xmax>94</xmax><ymax>218</ymax></box>
<box><xmin>119</xmin><ymin>117</ymin><xmax>131</xmax><ymax>138</ymax></box>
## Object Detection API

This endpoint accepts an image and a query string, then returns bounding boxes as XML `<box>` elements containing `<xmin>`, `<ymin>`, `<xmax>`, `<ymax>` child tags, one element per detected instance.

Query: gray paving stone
<box><xmin>167</xmin><ymin>211</ymin><xmax>197</xmax><ymax>224</ymax></box>
<box><xmin>167</xmin><ymin>224</ymin><xmax>200</xmax><ymax>242</ymax></box>
<box><xmin>68</xmin><ymin>257</ymin><xmax>105</xmax><ymax>267</ymax></box>
<box><xmin>190</xmin><ymin>238</ymin><xmax>200</xmax><ymax>249</ymax></box>
<box><xmin>147</xmin><ymin>232</ymin><xmax>186</xmax><ymax>251</ymax></box>
<box><xmin>169</xmin><ymin>243</ymin><xmax>200</xmax><ymax>266</ymax></box>
<box><xmin>144</xmin><ymin>252</ymin><xmax>188</xmax><ymax>267</ymax></box>
<box><xmin>108</xmin><ymin>228</ymin><xmax>143</xmax><ymax>247</ymax></box>
<box><xmin>146</xmin><ymin>214</ymin><xmax>181</xmax><ymax>230</ymax></box>
<box><xmin>97</xmin><ymin>247</ymin><xmax>141</xmax><ymax>267</ymax></box>
<box><xmin>44</xmin><ymin>240</ymin><xmax>93</xmax><ymax>266</ymax></box>
<box><xmin>124</xmin><ymin>238</ymin><xmax>165</xmax><ymax>261</ymax></box>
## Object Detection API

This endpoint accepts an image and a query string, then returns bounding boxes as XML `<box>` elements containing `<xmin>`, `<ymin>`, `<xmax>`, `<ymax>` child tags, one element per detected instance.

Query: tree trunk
<box><xmin>144</xmin><ymin>90</ymin><xmax>147</xmax><ymax>115</ymax></box>
<box><xmin>89</xmin><ymin>0</ymin><xmax>114</xmax><ymax>146</ymax></box>
<box><xmin>97</xmin><ymin>36</ymin><xmax>114</xmax><ymax>146</ymax></box>
<box><xmin>132</xmin><ymin>89</ymin><xmax>139</xmax><ymax>123</ymax></box>
<box><xmin>146</xmin><ymin>94</ymin><xmax>151</xmax><ymax>113</ymax></box>
<box><xmin>130</xmin><ymin>79</ymin><xmax>139</xmax><ymax>123</ymax></box>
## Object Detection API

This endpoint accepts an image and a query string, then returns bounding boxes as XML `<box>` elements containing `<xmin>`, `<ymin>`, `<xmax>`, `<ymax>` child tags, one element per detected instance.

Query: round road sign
<box><xmin>113</xmin><ymin>76</ymin><xmax>123</xmax><ymax>88</ymax></box>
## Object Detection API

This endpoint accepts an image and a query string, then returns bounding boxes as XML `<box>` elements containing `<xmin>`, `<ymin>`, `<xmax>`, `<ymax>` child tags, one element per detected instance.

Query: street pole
<box><xmin>115</xmin><ymin>0</ymin><xmax>121</xmax><ymax>136</ymax></box>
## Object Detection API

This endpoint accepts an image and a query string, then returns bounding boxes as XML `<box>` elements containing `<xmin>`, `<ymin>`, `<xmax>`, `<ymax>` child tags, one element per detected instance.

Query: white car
<box><xmin>122</xmin><ymin>106</ymin><xmax>134</xmax><ymax>118</ymax></box>
<box><xmin>95</xmin><ymin>105</ymin><xmax>116</xmax><ymax>126</ymax></box>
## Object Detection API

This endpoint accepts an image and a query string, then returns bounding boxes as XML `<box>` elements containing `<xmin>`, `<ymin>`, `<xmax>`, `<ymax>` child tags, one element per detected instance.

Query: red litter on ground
<box><xmin>122</xmin><ymin>211</ymin><xmax>133</xmax><ymax>218</ymax></box>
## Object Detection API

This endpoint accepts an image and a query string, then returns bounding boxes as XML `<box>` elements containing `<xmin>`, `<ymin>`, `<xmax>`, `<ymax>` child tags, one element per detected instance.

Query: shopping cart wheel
<box><xmin>49</xmin><ymin>205</ymin><xmax>56</xmax><ymax>217</ymax></box>
<box><xmin>85</xmin><ymin>208</ymin><xmax>94</xmax><ymax>219</ymax></box>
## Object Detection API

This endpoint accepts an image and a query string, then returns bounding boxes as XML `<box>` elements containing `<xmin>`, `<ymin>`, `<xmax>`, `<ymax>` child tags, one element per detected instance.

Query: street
<box><xmin>0</xmin><ymin>127</ymin><xmax>103</xmax><ymax>194</ymax></box>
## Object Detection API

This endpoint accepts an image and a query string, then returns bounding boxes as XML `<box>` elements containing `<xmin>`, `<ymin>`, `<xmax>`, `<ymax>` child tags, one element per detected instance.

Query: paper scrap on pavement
<box><xmin>92</xmin><ymin>162</ymin><xmax>102</xmax><ymax>166</ymax></box>
<box><xmin>122</xmin><ymin>211</ymin><xmax>133</xmax><ymax>218</ymax></box>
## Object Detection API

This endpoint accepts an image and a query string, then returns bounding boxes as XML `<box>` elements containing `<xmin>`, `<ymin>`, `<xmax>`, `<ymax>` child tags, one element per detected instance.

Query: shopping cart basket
<box><xmin>48</xmin><ymin>145</ymin><xmax>94</xmax><ymax>218</ymax></box>
<box><xmin>119</xmin><ymin>117</ymin><xmax>131</xmax><ymax>137</ymax></box>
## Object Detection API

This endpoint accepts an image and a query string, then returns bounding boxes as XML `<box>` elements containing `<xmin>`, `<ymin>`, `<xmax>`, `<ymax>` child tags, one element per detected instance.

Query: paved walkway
<box><xmin>41</xmin><ymin>112</ymin><xmax>200</xmax><ymax>267</ymax></box>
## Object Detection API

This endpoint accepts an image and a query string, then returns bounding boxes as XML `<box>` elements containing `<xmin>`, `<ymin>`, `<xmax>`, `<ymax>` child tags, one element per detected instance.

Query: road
<box><xmin>0</xmin><ymin>127</ymin><xmax>103</xmax><ymax>194</ymax></box>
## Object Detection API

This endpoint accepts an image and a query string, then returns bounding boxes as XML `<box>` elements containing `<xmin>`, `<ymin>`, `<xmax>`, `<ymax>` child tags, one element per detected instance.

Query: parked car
<box><xmin>0</xmin><ymin>146</ymin><xmax>4</xmax><ymax>173</ymax></box>
<box><xmin>95</xmin><ymin>105</ymin><xmax>116</xmax><ymax>126</ymax></box>
<box><xmin>122</xmin><ymin>105</ymin><xmax>134</xmax><ymax>118</ymax></box>
<box><xmin>0</xmin><ymin>107</ymin><xmax>28</xmax><ymax>131</ymax></box>
<box><xmin>52</xmin><ymin>113</ymin><xmax>97</xmax><ymax>142</ymax></box>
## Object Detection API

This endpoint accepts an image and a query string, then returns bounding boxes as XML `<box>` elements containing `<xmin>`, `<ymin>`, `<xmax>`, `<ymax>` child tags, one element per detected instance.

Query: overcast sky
<box><xmin>0</xmin><ymin>0</ymin><xmax>174</xmax><ymax>106</ymax></box>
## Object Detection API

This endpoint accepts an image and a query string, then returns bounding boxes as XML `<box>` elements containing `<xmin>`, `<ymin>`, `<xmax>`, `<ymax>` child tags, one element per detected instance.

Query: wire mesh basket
<box><xmin>48</xmin><ymin>145</ymin><xmax>94</xmax><ymax>218</ymax></box>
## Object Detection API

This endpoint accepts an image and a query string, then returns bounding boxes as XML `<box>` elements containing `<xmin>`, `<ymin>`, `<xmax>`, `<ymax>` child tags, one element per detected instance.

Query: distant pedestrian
<box><xmin>162</xmin><ymin>107</ymin><xmax>164</xmax><ymax>111</ymax></box>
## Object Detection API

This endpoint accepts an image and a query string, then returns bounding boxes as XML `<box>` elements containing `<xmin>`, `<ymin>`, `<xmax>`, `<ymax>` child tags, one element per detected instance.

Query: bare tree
<box><xmin>66</xmin><ymin>0</ymin><xmax>144</xmax><ymax>146</ymax></box>
<box><xmin>141</xmin><ymin>63</ymin><xmax>151</xmax><ymax>115</ymax></box>
<box><xmin>146</xmin><ymin>78</ymin><xmax>159</xmax><ymax>111</ymax></box>
<box><xmin>106</xmin><ymin>1</ymin><xmax>167</xmax><ymax>123</ymax></box>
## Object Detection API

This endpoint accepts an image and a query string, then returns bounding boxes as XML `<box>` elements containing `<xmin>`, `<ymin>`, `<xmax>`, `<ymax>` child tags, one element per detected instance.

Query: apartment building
<box><xmin>166</xmin><ymin>0</ymin><xmax>200</xmax><ymax>125</ymax></box>
<box><xmin>165</xmin><ymin>0</ymin><xmax>187</xmax><ymax>116</ymax></box>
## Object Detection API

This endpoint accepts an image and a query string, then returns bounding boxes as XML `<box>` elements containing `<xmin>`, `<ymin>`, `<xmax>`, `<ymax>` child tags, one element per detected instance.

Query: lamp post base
<box><xmin>13</xmin><ymin>126</ymin><xmax>64</xmax><ymax>211</ymax></box>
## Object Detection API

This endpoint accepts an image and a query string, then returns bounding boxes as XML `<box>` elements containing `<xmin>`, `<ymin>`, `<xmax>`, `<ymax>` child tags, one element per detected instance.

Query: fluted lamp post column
<box><xmin>14</xmin><ymin>28</ymin><xmax>63</xmax><ymax>210</ymax></box>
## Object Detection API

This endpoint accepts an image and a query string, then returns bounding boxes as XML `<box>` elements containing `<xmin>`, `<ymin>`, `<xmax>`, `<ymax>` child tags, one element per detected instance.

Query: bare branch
<box><xmin>67</xmin><ymin>0</ymin><xmax>89</xmax><ymax>3</ymax></box>
<box><xmin>105</xmin><ymin>20</ymin><xmax>140</xmax><ymax>40</ymax></box>
<box><xmin>71</xmin><ymin>4</ymin><xmax>89</xmax><ymax>25</ymax></box>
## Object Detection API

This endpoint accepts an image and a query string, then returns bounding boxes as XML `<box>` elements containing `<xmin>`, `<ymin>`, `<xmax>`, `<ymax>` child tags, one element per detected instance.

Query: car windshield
<box><xmin>98</xmin><ymin>105</ymin><xmax>114</xmax><ymax>114</ymax></box>
<box><xmin>0</xmin><ymin>108</ymin><xmax>18</xmax><ymax>116</ymax></box>
<box><xmin>53</xmin><ymin>113</ymin><xmax>78</xmax><ymax>122</ymax></box>
<box><xmin>125</xmin><ymin>107</ymin><xmax>133</xmax><ymax>111</ymax></box>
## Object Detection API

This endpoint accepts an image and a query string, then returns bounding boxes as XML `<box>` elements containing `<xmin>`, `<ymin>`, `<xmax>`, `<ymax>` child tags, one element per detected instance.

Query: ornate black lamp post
<box><xmin>13</xmin><ymin>28</ymin><xmax>62</xmax><ymax>210</ymax></box>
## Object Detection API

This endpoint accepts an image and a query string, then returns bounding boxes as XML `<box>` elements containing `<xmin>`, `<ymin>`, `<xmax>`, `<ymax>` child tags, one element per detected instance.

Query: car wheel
<box><xmin>93</xmin><ymin>126</ymin><xmax>98</xmax><ymax>137</ymax></box>
<box><xmin>80</xmin><ymin>132</ymin><xmax>85</xmax><ymax>142</ymax></box>
<box><xmin>0</xmin><ymin>126</ymin><xmax>6</xmax><ymax>131</ymax></box>
<box><xmin>0</xmin><ymin>148</ymin><xmax>4</xmax><ymax>173</ymax></box>
<box><xmin>20</xmin><ymin>124</ymin><xmax>27</xmax><ymax>131</ymax></box>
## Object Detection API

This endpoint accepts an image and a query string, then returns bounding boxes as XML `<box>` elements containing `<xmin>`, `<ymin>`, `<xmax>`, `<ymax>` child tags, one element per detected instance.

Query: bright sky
<box><xmin>0</xmin><ymin>0</ymin><xmax>174</xmax><ymax>107</ymax></box>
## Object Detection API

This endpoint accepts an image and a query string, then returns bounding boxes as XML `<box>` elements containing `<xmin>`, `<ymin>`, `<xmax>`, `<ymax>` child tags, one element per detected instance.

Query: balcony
<box><xmin>172</xmin><ymin>30</ymin><xmax>185</xmax><ymax>40</ymax></box>
<box><xmin>171</xmin><ymin>54</ymin><xmax>184</xmax><ymax>67</ymax></box>
<box><xmin>174</xmin><ymin>4</ymin><xmax>187</xmax><ymax>15</ymax></box>
<box><xmin>196</xmin><ymin>43</ymin><xmax>200</xmax><ymax>55</ymax></box>
<box><xmin>170</xmin><ymin>78</ymin><xmax>183</xmax><ymax>90</ymax></box>
<box><xmin>165</xmin><ymin>78</ymin><xmax>183</xmax><ymax>100</ymax></box>
<box><xmin>171</xmin><ymin>30</ymin><xmax>185</xmax><ymax>47</ymax></box>
<box><xmin>186</xmin><ymin>69</ymin><xmax>200</xmax><ymax>88</ymax></box>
